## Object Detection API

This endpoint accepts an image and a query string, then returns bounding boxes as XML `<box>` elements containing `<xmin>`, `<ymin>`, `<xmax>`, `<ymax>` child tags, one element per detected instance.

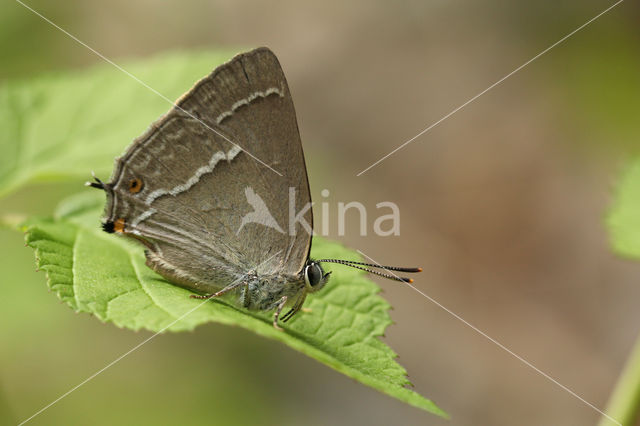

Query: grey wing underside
<box><xmin>102</xmin><ymin>47</ymin><xmax>312</xmax><ymax>290</ymax></box>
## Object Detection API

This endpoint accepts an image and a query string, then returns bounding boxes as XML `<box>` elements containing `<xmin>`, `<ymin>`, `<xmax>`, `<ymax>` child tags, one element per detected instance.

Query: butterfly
<box><xmin>88</xmin><ymin>47</ymin><xmax>420</xmax><ymax>329</ymax></box>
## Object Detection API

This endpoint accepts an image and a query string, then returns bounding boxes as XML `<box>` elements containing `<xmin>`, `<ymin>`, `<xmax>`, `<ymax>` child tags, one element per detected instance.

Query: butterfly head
<box><xmin>303</xmin><ymin>260</ymin><xmax>331</xmax><ymax>293</ymax></box>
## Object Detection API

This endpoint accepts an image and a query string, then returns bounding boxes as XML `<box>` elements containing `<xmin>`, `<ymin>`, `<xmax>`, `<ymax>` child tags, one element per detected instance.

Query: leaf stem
<box><xmin>599</xmin><ymin>332</ymin><xmax>640</xmax><ymax>426</ymax></box>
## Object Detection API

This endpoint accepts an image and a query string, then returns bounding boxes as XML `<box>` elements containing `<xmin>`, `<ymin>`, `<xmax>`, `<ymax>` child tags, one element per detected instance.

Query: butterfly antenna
<box><xmin>316</xmin><ymin>259</ymin><xmax>421</xmax><ymax>283</ymax></box>
<box><xmin>318</xmin><ymin>259</ymin><xmax>422</xmax><ymax>273</ymax></box>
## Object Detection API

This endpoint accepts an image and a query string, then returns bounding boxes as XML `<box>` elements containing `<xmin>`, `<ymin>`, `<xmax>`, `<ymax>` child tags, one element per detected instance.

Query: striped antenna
<box><xmin>316</xmin><ymin>259</ymin><xmax>421</xmax><ymax>283</ymax></box>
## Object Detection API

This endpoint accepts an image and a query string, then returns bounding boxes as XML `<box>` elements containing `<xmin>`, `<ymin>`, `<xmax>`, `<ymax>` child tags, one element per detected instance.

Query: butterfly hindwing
<box><xmin>101</xmin><ymin>48</ymin><xmax>312</xmax><ymax>293</ymax></box>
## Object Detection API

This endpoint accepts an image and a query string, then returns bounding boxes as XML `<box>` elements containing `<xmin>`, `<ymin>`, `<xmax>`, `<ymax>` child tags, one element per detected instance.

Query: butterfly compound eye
<box><xmin>304</xmin><ymin>262</ymin><xmax>324</xmax><ymax>287</ymax></box>
<box><xmin>128</xmin><ymin>177</ymin><xmax>144</xmax><ymax>193</ymax></box>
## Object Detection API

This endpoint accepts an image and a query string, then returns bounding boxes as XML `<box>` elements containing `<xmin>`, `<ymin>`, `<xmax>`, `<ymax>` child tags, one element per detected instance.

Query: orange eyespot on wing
<box><xmin>128</xmin><ymin>178</ymin><xmax>144</xmax><ymax>193</ymax></box>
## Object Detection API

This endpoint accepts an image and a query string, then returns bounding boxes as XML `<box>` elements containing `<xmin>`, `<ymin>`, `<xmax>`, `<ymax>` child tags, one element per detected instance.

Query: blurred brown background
<box><xmin>2</xmin><ymin>1</ymin><xmax>640</xmax><ymax>425</ymax></box>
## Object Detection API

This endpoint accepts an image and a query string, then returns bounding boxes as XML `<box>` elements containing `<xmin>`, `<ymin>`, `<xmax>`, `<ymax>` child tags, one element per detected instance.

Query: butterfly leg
<box><xmin>281</xmin><ymin>292</ymin><xmax>308</xmax><ymax>323</ymax></box>
<box><xmin>272</xmin><ymin>296</ymin><xmax>288</xmax><ymax>331</ymax></box>
<box><xmin>190</xmin><ymin>280</ymin><xmax>247</xmax><ymax>300</ymax></box>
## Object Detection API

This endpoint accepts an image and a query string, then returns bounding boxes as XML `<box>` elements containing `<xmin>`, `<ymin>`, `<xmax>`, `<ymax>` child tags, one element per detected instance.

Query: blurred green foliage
<box><xmin>555</xmin><ymin>25</ymin><xmax>640</xmax><ymax>153</ymax></box>
<box><xmin>0</xmin><ymin>49</ymin><xmax>236</xmax><ymax>198</ymax></box>
<box><xmin>608</xmin><ymin>159</ymin><xmax>640</xmax><ymax>259</ymax></box>
<box><xmin>603</xmin><ymin>156</ymin><xmax>640</xmax><ymax>426</ymax></box>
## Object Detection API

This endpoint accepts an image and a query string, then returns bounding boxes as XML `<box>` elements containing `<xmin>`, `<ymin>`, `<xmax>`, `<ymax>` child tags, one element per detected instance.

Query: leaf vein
<box><xmin>127</xmin><ymin>253</ymin><xmax>179</xmax><ymax>321</ymax></box>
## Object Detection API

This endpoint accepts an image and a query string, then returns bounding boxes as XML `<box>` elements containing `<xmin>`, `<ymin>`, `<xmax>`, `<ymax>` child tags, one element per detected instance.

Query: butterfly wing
<box><xmin>100</xmin><ymin>47</ymin><xmax>312</xmax><ymax>292</ymax></box>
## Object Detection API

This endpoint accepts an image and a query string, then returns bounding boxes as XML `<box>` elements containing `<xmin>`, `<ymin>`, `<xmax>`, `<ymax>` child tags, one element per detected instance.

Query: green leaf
<box><xmin>607</xmin><ymin>158</ymin><xmax>640</xmax><ymax>259</ymax></box>
<box><xmin>22</xmin><ymin>191</ymin><xmax>447</xmax><ymax>418</ymax></box>
<box><xmin>0</xmin><ymin>49</ymin><xmax>237</xmax><ymax>198</ymax></box>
